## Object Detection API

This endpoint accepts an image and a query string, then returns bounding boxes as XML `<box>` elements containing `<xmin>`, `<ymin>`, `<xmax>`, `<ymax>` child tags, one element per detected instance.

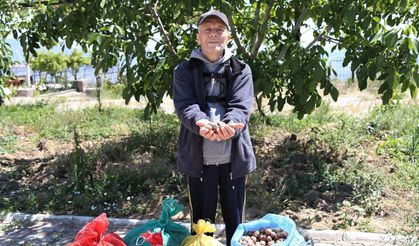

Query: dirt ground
<box><xmin>1</xmin><ymin>85</ymin><xmax>418</xmax><ymax>236</ymax></box>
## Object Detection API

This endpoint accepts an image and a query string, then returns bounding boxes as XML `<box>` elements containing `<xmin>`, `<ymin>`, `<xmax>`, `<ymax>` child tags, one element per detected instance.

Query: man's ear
<box><xmin>196</xmin><ymin>33</ymin><xmax>200</xmax><ymax>45</ymax></box>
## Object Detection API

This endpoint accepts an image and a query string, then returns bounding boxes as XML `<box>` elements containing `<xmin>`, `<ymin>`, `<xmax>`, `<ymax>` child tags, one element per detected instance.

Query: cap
<box><xmin>197</xmin><ymin>9</ymin><xmax>230</xmax><ymax>30</ymax></box>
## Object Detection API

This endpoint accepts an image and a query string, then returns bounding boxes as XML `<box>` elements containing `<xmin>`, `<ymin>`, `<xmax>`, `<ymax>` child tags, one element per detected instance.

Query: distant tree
<box><xmin>0</xmin><ymin>0</ymin><xmax>15</xmax><ymax>104</ymax></box>
<box><xmin>30</xmin><ymin>51</ymin><xmax>49</xmax><ymax>82</ymax></box>
<box><xmin>67</xmin><ymin>49</ymin><xmax>91</xmax><ymax>80</ymax></box>
<box><xmin>30</xmin><ymin>50</ymin><xmax>68</xmax><ymax>83</ymax></box>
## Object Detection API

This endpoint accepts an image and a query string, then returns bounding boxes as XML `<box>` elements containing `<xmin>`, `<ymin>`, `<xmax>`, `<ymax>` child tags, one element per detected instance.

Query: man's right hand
<box><xmin>196</xmin><ymin>119</ymin><xmax>216</xmax><ymax>139</ymax></box>
<box><xmin>196</xmin><ymin>119</ymin><xmax>245</xmax><ymax>141</ymax></box>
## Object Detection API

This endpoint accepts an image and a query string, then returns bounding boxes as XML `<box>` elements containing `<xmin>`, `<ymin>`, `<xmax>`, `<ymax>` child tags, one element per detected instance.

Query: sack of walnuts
<box><xmin>231</xmin><ymin>214</ymin><xmax>307</xmax><ymax>246</ymax></box>
<box><xmin>123</xmin><ymin>197</ymin><xmax>189</xmax><ymax>246</ymax></box>
<box><xmin>181</xmin><ymin>219</ymin><xmax>223</xmax><ymax>246</ymax></box>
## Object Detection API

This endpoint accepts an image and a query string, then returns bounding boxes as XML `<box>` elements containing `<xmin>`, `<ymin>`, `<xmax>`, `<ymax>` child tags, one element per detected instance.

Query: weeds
<box><xmin>69</xmin><ymin>126</ymin><xmax>93</xmax><ymax>192</ymax></box>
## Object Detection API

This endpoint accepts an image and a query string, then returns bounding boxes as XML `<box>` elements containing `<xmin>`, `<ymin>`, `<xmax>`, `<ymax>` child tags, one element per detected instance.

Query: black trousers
<box><xmin>188</xmin><ymin>164</ymin><xmax>246</xmax><ymax>246</ymax></box>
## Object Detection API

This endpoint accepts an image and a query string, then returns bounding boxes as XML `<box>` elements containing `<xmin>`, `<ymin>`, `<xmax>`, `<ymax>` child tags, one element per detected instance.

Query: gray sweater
<box><xmin>190</xmin><ymin>48</ymin><xmax>232</xmax><ymax>165</ymax></box>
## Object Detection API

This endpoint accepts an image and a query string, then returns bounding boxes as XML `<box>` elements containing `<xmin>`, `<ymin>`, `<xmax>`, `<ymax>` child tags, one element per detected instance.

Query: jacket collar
<box><xmin>188</xmin><ymin>55</ymin><xmax>245</xmax><ymax>77</ymax></box>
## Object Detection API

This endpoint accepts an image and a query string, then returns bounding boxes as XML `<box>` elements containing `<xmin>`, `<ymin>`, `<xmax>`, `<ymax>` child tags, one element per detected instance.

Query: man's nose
<box><xmin>209</xmin><ymin>30</ymin><xmax>218</xmax><ymax>37</ymax></box>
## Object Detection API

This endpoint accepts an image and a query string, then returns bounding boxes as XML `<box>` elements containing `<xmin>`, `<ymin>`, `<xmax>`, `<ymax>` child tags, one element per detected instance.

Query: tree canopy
<box><xmin>30</xmin><ymin>50</ymin><xmax>68</xmax><ymax>81</ymax></box>
<box><xmin>1</xmin><ymin>0</ymin><xmax>418</xmax><ymax>117</ymax></box>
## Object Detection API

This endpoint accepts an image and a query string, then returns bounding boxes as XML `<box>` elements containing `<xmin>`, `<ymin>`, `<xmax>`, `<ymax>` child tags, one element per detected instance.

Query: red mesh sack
<box><xmin>141</xmin><ymin>230</ymin><xmax>163</xmax><ymax>246</ymax></box>
<box><xmin>68</xmin><ymin>213</ymin><xmax>126</xmax><ymax>246</ymax></box>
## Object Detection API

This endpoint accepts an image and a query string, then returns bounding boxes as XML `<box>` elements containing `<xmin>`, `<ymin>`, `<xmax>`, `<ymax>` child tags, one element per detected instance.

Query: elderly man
<box><xmin>173</xmin><ymin>9</ymin><xmax>256</xmax><ymax>245</ymax></box>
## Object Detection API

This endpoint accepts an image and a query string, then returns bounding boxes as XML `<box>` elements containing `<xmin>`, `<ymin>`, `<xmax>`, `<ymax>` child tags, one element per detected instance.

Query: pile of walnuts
<box><xmin>239</xmin><ymin>228</ymin><xmax>288</xmax><ymax>246</ymax></box>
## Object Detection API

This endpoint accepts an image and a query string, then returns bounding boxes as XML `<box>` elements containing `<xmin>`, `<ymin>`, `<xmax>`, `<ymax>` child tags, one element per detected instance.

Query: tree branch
<box><xmin>149</xmin><ymin>1</ymin><xmax>176</xmax><ymax>56</ymax></box>
<box><xmin>276</xmin><ymin>5</ymin><xmax>308</xmax><ymax>62</ymax></box>
<box><xmin>250</xmin><ymin>0</ymin><xmax>275</xmax><ymax>58</ymax></box>
<box><xmin>305</xmin><ymin>25</ymin><xmax>332</xmax><ymax>50</ymax></box>
<box><xmin>227</xmin><ymin>15</ymin><xmax>252</xmax><ymax>60</ymax></box>
<box><xmin>250</xmin><ymin>1</ymin><xmax>262</xmax><ymax>48</ymax></box>
<box><xmin>17</xmin><ymin>0</ymin><xmax>74</xmax><ymax>8</ymax></box>
<box><xmin>324</xmin><ymin>35</ymin><xmax>342</xmax><ymax>44</ymax></box>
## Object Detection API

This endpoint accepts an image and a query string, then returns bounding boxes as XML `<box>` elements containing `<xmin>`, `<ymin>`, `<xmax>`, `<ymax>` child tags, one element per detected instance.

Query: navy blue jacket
<box><xmin>173</xmin><ymin>56</ymin><xmax>256</xmax><ymax>179</ymax></box>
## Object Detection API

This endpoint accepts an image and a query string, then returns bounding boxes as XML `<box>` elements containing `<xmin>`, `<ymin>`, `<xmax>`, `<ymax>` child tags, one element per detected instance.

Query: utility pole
<box><xmin>25</xmin><ymin>63</ymin><xmax>31</xmax><ymax>87</ymax></box>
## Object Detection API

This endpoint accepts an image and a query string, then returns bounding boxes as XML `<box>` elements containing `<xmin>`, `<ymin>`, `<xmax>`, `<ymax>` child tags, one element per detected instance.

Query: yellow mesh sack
<box><xmin>181</xmin><ymin>220</ymin><xmax>223</xmax><ymax>246</ymax></box>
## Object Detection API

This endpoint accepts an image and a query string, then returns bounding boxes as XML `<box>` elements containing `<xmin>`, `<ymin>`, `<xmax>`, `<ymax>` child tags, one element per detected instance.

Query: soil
<box><xmin>1</xmin><ymin>85</ymin><xmax>417</xmax><ymax>236</ymax></box>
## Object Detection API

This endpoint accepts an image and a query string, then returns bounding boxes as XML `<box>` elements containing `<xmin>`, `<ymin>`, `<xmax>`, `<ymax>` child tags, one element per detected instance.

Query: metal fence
<box><xmin>9</xmin><ymin>66</ymin><xmax>120</xmax><ymax>85</ymax></box>
<box><xmin>328</xmin><ymin>59</ymin><xmax>352</xmax><ymax>82</ymax></box>
<box><xmin>9</xmin><ymin>58</ymin><xmax>352</xmax><ymax>84</ymax></box>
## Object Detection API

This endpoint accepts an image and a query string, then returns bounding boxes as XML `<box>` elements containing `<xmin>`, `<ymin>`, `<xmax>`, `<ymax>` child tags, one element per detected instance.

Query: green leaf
<box><xmin>358</xmin><ymin>78</ymin><xmax>367</xmax><ymax>91</ymax></box>
<box><xmin>304</xmin><ymin>94</ymin><xmax>317</xmax><ymax>114</ymax></box>
<box><xmin>378</xmin><ymin>82</ymin><xmax>387</xmax><ymax>94</ymax></box>
<box><xmin>408</xmin><ymin>38</ymin><xmax>419</xmax><ymax>54</ymax></box>
<box><xmin>94</xmin><ymin>60</ymin><xmax>102</xmax><ymax>75</ymax></box>
<box><xmin>378</xmin><ymin>72</ymin><xmax>387</xmax><ymax>80</ymax></box>
<box><xmin>413</xmin><ymin>72</ymin><xmax>419</xmax><ymax>87</ymax></box>
<box><xmin>356</xmin><ymin>66</ymin><xmax>367</xmax><ymax>89</ymax></box>
<box><xmin>361</xmin><ymin>16</ymin><xmax>371</xmax><ymax>30</ymax></box>
<box><xmin>294</xmin><ymin>75</ymin><xmax>304</xmax><ymax>96</ymax></box>
<box><xmin>290</xmin><ymin>59</ymin><xmax>299</xmax><ymax>71</ymax></box>
<box><xmin>66</xmin><ymin>38</ymin><xmax>73</xmax><ymax>49</ymax></box>
<box><xmin>268</xmin><ymin>96</ymin><xmax>276</xmax><ymax>112</ymax></box>
<box><xmin>351</xmin><ymin>59</ymin><xmax>361</xmax><ymax>72</ymax></box>
<box><xmin>368</xmin><ymin>63</ymin><xmax>377</xmax><ymax>80</ymax></box>
<box><xmin>100</xmin><ymin>0</ymin><xmax>106</xmax><ymax>8</ymax></box>
<box><xmin>122</xmin><ymin>86</ymin><xmax>132</xmax><ymax>104</ymax></box>
<box><xmin>313</xmin><ymin>63</ymin><xmax>324</xmax><ymax>81</ymax></box>
<box><xmin>343</xmin><ymin>56</ymin><xmax>351</xmax><ymax>67</ymax></box>
<box><xmin>324</xmin><ymin>83</ymin><xmax>331</xmax><ymax>96</ymax></box>
<box><xmin>87</xmin><ymin>33</ymin><xmax>102</xmax><ymax>44</ymax></box>
<box><xmin>375</xmin><ymin>55</ymin><xmax>385</xmax><ymax>70</ymax></box>
<box><xmin>382</xmin><ymin>89</ymin><xmax>393</xmax><ymax>104</ymax></box>
<box><xmin>386</xmin><ymin>70</ymin><xmax>399</xmax><ymax>89</ymax></box>
<box><xmin>316</xmin><ymin>95</ymin><xmax>322</xmax><ymax>107</ymax></box>
<box><xmin>142</xmin><ymin>104</ymin><xmax>150</xmax><ymax>120</ymax></box>
<box><xmin>383</xmin><ymin>30</ymin><xmax>398</xmax><ymax>48</ymax></box>
<box><xmin>410</xmin><ymin>84</ymin><xmax>417</xmax><ymax>99</ymax></box>
<box><xmin>371</xmin><ymin>30</ymin><xmax>382</xmax><ymax>43</ymax></box>
<box><xmin>410</xmin><ymin>25</ymin><xmax>418</xmax><ymax>36</ymax></box>
<box><xmin>330</xmin><ymin>86</ymin><xmax>339</xmax><ymax>101</ymax></box>
<box><xmin>401</xmin><ymin>78</ymin><xmax>409</xmax><ymax>92</ymax></box>
<box><xmin>344</xmin><ymin>8</ymin><xmax>355</xmax><ymax>26</ymax></box>
<box><xmin>372</xmin><ymin>16</ymin><xmax>381</xmax><ymax>23</ymax></box>
<box><xmin>115</xmin><ymin>25</ymin><xmax>125</xmax><ymax>35</ymax></box>
<box><xmin>277</xmin><ymin>97</ymin><xmax>285</xmax><ymax>111</ymax></box>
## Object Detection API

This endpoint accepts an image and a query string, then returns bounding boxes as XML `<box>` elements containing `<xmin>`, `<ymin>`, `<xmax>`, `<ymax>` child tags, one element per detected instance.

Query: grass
<box><xmin>0</xmin><ymin>102</ymin><xmax>147</xmax><ymax>142</ymax></box>
<box><xmin>0</xmin><ymin>101</ymin><xmax>417</xmax><ymax>235</ymax></box>
<box><xmin>84</xmin><ymin>81</ymin><xmax>125</xmax><ymax>100</ymax></box>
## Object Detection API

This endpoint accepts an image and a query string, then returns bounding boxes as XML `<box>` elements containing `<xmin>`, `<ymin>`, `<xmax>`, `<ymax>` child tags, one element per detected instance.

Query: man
<box><xmin>172</xmin><ymin>9</ymin><xmax>256</xmax><ymax>245</ymax></box>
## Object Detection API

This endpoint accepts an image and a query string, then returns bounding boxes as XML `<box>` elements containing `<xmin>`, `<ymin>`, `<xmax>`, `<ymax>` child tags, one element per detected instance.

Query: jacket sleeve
<box><xmin>222</xmin><ymin>64</ymin><xmax>254</xmax><ymax>134</ymax></box>
<box><xmin>173</xmin><ymin>62</ymin><xmax>208</xmax><ymax>135</ymax></box>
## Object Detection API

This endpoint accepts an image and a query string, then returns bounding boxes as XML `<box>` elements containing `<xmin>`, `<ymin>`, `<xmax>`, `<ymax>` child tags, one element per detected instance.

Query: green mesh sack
<box><xmin>123</xmin><ymin>198</ymin><xmax>190</xmax><ymax>246</ymax></box>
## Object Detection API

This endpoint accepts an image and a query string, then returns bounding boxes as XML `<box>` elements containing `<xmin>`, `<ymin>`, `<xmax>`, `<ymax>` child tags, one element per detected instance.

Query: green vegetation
<box><xmin>0</xmin><ymin>103</ymin><xmax>417</xmax><ymax>235</ymax></box>
<box><xmin>1</xmin><ymin>1</ymin><xmax>418</xmax><ymax>117</ymax></box>
<box><xmin>30</xmin><ymin>49</ymin><xmax>91</xmax><ymax>87</ymax></box>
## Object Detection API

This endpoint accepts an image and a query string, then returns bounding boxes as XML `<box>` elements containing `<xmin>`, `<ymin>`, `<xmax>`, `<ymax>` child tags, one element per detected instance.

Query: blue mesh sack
<box><xmin>231</xmin><ymin>214</ymin><xmax>307</xmax><ymax>246</ymax></box>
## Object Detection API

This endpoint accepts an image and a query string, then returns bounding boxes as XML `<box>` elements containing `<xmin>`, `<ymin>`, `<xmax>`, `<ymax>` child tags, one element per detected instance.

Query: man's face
<box><xmin>197</xmin><ymin>17</ymin><xmax>231</xmax><ymax>59</ymax></box>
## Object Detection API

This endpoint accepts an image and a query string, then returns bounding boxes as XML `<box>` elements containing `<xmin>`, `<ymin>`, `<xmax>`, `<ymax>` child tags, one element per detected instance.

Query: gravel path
<box><xmin>1</xmin><ymin>213</ymin><xmax>416</xmax><ymax>246</ymax></box>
